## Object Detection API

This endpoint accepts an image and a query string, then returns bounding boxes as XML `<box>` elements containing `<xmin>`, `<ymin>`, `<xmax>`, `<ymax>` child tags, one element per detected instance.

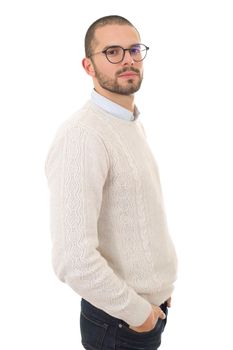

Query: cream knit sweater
<box><xmin>45</xmin><ymin>99</ymin><xmax>178</xmax><ymax>327</ymax></box>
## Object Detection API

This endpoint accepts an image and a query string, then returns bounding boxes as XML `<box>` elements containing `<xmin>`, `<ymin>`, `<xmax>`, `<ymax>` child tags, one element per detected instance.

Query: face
<box><xmin>85</xmin><ymin>24</ymin><xmax>144</xmax><ymax>96</ymax></box>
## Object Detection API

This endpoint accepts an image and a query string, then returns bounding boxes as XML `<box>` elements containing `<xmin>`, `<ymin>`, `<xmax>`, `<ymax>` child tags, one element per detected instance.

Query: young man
<box><xmin>45</xmin><ymin>15</ymin><xmax>178</xmax><ymax>350</ymax></box>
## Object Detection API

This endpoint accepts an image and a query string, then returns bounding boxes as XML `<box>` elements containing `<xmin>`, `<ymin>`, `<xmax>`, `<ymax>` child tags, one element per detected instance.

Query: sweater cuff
<box><xmin>121</xmin><ymin>293</ymin><xmax>153</xmax><ymax>327</ymax></box>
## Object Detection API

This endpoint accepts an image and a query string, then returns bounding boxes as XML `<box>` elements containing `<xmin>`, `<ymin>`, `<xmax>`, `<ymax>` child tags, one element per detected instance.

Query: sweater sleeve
<box><xmin>45</xmin><ymin>124</ymin><xmax>152</xmax><ymax>327</ymax></box>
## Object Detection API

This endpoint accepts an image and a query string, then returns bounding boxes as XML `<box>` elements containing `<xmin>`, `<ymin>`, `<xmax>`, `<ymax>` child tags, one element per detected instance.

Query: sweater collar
<box><xmin>91</xmin><ymin>89</ymin><xmax>140</xmax><ymax>122</ymax></box>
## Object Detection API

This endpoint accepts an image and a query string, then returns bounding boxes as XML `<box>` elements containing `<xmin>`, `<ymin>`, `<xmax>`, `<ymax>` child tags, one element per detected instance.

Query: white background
<box><xmin>0</xmin><ymin>0</ymin><xmax>232</xmax><ymax>349</ymax></box>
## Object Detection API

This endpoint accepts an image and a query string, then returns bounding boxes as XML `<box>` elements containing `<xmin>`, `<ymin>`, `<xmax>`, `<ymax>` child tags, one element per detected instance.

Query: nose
<box><xmin>121</xmin><ymin>49</ymin><xmax>134</xmax><ymax>65</ymax></box>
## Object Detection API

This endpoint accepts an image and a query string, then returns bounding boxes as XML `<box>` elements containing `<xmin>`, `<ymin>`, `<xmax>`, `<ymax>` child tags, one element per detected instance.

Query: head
<box><xmin>82</xmin><ymin>15</ymin><xmax>149</xmax><ymax>98</ymax></box>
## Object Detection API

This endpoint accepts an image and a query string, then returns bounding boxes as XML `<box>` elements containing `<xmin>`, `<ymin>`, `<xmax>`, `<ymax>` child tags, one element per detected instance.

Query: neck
<box><xmin>94</xmin><ymin>86</ymin><xmax>135</xmax><ymax>112</ymax></box>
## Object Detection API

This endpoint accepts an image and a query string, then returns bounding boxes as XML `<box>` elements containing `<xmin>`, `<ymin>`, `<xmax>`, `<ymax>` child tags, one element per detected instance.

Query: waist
<box><xmin>80</xmin><ymin>298</ymin><xmax>168</xmax><ymax>327</ymax></box>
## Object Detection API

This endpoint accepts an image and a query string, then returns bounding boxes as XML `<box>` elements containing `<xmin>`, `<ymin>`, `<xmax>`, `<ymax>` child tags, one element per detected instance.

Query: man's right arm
<box><xmin>45</xmin><ymin>124</ymin><xmax>153</xmax><ymax>327</ymax></box>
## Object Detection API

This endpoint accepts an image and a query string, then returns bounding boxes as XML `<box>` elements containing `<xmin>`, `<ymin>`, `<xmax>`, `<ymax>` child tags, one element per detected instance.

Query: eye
<box><xmin>130</xmin><ymin>46</ymin><xmax>141</xmax><ymax>55</ymax></box>
<box><xmin>106</xmin><ymin>47</ymin><xmax>122</xmax><ymax>56</ymax></box>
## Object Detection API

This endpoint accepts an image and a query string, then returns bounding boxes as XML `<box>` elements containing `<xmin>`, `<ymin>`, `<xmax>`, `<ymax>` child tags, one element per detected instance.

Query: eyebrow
<box><xmin>101</xmin><ymin>43</ymin><xmax>141</xmax><ymax>51</ymax></box>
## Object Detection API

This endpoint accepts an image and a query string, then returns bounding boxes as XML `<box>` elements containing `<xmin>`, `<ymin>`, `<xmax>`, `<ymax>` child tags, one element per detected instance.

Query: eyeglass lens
<box><xmin>106</xmin><ymin>44</ymin><xmax>148</xmax><ymax>63</ymax></box>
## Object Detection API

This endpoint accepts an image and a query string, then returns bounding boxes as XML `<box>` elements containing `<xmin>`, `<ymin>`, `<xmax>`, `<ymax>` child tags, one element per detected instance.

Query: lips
<box><xmin>118</xmin><ymin>73</ymin><xmax>139</xmax><ymax>77</ymax></box>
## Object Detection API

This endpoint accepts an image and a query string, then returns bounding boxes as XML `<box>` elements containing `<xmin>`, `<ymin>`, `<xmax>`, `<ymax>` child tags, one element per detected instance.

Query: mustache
<box><xmin>116</xmin><ymin>67</ymin><xmax>140</xmax><ymax>76</ymax></box>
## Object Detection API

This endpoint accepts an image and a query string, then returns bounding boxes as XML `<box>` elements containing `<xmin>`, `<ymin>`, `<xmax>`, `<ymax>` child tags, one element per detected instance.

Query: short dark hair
<box><xmin>84</xmin><ymin>15</ymin><xmax>139</xmax><ymax>58</ymax></box>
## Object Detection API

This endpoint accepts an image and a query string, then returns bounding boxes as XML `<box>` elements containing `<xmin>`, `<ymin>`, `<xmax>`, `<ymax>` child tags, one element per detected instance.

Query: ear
<box><xmin>82</xmin><ymin>57</ymin><xmax>95</xmax><ymax>77</ymax></box>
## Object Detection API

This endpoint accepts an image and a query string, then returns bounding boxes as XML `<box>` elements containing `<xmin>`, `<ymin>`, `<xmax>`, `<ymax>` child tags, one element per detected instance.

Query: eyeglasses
<box><xmin>88</xmin><ymin>43</ymin><xmax>149</xmax><ymax>64</ymax></box>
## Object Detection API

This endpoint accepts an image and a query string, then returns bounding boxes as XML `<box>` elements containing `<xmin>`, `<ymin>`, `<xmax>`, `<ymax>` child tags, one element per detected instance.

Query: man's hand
<box><xmin>129</xmin><ymin>297</ymin><xmax>171</xmax><ymax>333</ymax></box>
<box><xmin>129</xmin><ymin>305</ymin><xmax>166</xmax><ymax>333</ymax></box>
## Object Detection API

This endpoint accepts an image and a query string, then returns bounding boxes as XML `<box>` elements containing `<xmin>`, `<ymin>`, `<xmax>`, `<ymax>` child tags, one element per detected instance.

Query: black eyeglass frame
<box><xmin>88</xmin><ymin>44</ymin><xmax>150</xmax><ymax>64</ymax></box>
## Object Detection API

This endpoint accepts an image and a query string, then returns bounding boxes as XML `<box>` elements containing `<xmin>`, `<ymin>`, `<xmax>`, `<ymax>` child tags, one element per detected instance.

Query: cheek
<box><xmin>103</xmin><ymin>62</ymin><xmax>117</xmax><ymax>76</ymax></box>
<box><xmin>136</xmin><ymin>62</ymin><xmax>143</xmax><ymax>72</ymax></box>
<box><xmin>95</xmin><ymin>59</ymin><xmax>117</xmax><ymax>78</ymax></box>
<box><xmin>103</xmin><ymin>66</ymin><xmax>118</xmax><ymax>79</ymax></box>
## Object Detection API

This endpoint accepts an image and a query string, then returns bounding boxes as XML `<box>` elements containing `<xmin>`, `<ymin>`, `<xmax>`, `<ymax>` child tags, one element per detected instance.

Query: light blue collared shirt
<box><xmin>91</xmin><ymin>89</ymin><xmax>140</xmax><ymax>122</ymax></box>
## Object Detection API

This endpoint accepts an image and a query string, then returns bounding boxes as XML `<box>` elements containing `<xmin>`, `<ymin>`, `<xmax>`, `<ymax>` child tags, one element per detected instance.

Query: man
<box><xmin>45</xmin><ymin>15</ymin><xmax>178</xmax><ymax>350</ymax></box>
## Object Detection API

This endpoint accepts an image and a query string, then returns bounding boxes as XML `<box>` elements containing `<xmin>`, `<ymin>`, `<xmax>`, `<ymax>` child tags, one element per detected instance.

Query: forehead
<box><xmin>94</xmin><ymin>24</ymin><xmax>141</xmax><ymax>49</ymax></box>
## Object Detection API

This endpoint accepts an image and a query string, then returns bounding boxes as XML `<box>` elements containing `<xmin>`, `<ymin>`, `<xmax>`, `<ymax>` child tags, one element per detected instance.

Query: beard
<box><xmin>92</xmin><ymin>63</ymin><xmax>143</xmax><ymax>95</ymax></box>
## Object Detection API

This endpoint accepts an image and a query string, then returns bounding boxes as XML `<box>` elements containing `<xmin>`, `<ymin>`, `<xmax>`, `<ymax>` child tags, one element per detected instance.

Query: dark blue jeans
<box><xmin>80</xmin><ymin>298</ymin><xmax>168</xmax><ymax>350</ymax></box>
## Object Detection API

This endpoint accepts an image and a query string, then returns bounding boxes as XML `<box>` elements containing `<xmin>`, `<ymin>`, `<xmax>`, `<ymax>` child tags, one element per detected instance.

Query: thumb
<box><xmin>151</xmin><ymin>305</ymin><xmax>166</xmax><ymax>320</ymax></box>
<box><xmin>159</xmin><ymin>308</ymin><xmax>166</xmax><ymax>320</ymax></box>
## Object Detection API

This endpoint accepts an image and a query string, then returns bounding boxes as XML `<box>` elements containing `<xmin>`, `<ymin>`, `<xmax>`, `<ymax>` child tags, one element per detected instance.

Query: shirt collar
<box><xmin>91</xmin><ymin>89</ymin><xmax>140</xmax><ymax>122</ymax></box>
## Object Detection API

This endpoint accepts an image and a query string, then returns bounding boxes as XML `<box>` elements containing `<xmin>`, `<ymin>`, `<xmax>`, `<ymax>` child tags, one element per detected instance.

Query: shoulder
<box><xmin>44</xmin><ymin>102</ymin><xmax>109</xmax><ymax>175</ymax></box>
<box><xmin>52</xmin><ymin>100</ymin><xmax>109</xmax><ymax>144</ymax></box>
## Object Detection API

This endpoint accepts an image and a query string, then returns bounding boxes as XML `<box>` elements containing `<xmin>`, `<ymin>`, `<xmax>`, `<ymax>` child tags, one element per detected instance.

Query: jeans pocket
<box><xmin>120</xmin><ymin>317</ymin><xmax>162</xmax><ymax>337</ymax></box>
<box><xmin>117</xmin><ymin>319</ymin><xmax>163</xmax><ymax>349</ymax></box>
<box><xmin>80</xmin><ymin>311</ymin><xmax>109</xmax><ymax>350</ymax></box>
